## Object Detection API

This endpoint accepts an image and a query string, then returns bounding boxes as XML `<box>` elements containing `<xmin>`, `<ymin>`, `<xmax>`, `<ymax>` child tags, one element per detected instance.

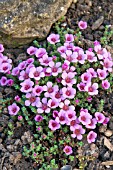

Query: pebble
<box><xmin>104</xmin><ymin>151</ymin><xmax>110</xmax><ymax>159</ymax></box>
<box><xmin>105</xmin><ymin>130</ymin><xmax>113</xmax><ymax>137</ymax></box>
<box><xmin>7</xmin><ymin>145</ymin><xmax>14</xmax><ymax>152</ymax></box>
<box><xmin>90</xmin><ymin>143</ymin><xmax>97</xmax><ymax>151</ymax></box>
<box><xmin>61</xmin><ymin>165</ymin><xmax>72</xmax><ymax>170</ymax></box>
<box><xmin>99</xmin><ymin>125</ymin><xmax>107</xmax><ymax>133</ymax></box>
<box><xmin>3</xmin><ymin>167</ymin><xmax>7</xmax><ymax>170</ymax></box>
<box><xmin>73</xmin><ymin>0</ymin><xmax>78</xmax><ymax>3</ymax></box>
<box><xmin>92</xmin><ymin>16</ymin><xmax>104</xmax><ymax>30</ymax></box>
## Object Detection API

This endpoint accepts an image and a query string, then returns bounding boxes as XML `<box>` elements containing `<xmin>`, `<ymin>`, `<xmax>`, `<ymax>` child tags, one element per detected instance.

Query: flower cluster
<box><xmin>0</xmin><ymin>27</ymin><xmax>112</xmax><ymax>158</ymax></box>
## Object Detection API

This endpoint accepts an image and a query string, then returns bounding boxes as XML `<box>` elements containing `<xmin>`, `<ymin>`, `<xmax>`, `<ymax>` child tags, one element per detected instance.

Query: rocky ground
<box><xmin>0</xmin><ymin>0</ymin><xmax>113</xmax><ymax>169</ymax></box>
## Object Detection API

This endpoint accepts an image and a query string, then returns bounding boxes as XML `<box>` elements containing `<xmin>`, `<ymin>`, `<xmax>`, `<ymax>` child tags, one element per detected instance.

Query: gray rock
<box><xmin>61</xmin><ymin>165</ymin><xmax>72</xmax><ymax>170</ymax></box>
<box><xmin>0</xmin><ymin>0</ymin><xmax>73</xmax><ymax>47</ymax></box>
<box><xmin>92</xmin><ymin>16</ymin><xmax>104</xmax><ymax>30</ymax></box>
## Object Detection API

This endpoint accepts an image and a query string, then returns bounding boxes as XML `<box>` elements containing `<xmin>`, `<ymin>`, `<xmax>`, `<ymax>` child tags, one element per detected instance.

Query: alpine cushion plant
<box><xmin>0</xmin><ymin>22</ymin><xmax>113</xmax><ymax>169</ymax></box>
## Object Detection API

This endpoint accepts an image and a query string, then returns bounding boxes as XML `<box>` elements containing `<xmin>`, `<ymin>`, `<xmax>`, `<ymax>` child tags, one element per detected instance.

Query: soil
<box><xmin>0</xmin><ymin>0</ymin><xmax>113</xmax><ymax>170</ymax></box>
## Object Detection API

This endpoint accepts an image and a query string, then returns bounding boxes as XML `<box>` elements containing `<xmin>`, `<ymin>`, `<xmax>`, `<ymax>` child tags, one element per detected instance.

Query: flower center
<box><xmin>48</xmin><ymin>87</ymin><xmax>53</xmax><ymax>93</ymax></box>
<box><xmin>12</xmin><ymin>107</ymin><xmax>17</xmax><ymax>113</ymax></box>
<box><xmin>74</xmin><ymin>129</ymin><xmax>80</xmax><ymax>135</ymax></box>
<box><xmin>65</xmin><ymin>77</ymin><xmax>71</xmax><ymax>83</ymax></box>
<box><xmin>59</xmin><ymin>116</ymin><xmax>65</xmax><ymax>121</ymax></box>
<box><xmin>88</xmin><ymin>86</ymin><xmax>93</xmax><ymax>92</ymax></box>
<box><xmin>66</xmin><ymin>90</ymin><xmax>71</xmax><ymax>96</ymax></box>
<box><xmin>87</xmin><ymin>55</ymin><xmax>93</xmax><ymax>60</ymax></box>
<box><xmin>77</xmin><ymin>55</ymin><xmax>82</xmax><ymax>60</ymax></box>
<box><xmin>42</xmin><ymin>104</ymin><xmax>47</xmax><ymax>110</ymax></box>
<box><xmin>63</xmin><ymin>105</ymin><xmax>69</xmax><ymax>111</ymax></box>
<box><xmin>52</xmin><ymin>122</ymin><xmax>57</xmax><ymax>127</ymax></box>
<box><xmin>34</xmin><ymin>71</ymin><xmax>39</xmax><ymax>77</ymax></box>
<box><xmin>30</xmin><ymin>96</ymin><xmax>36</xmax><ymax>103</ymax></box>
<box><xmin>51</xmin><ymin>38</ymin><xmax>56</xmax><ymax>42</ymax></box>
<box><xmin>52</xmin><ymin>67</ymin><xmax>57</xmax><ymax>72</ymax></box>
<box><xmin>70</xmin><ymin>120</ymin><xmax>76</xmax><ymax>126</ymax></box>
<box><xmin>81</xmin><ymin>116</ymin><xmax>86</xmax><ymax>121</ymax></box>
<box><xmin>68</xmin><ymin>114</ymin><xmax>73</xmax><ymax>119</ymax></box>
<box><xmin>25</xmin><ymin>85</ymin><xmax>30</xmax><ymax>90</ymax></box>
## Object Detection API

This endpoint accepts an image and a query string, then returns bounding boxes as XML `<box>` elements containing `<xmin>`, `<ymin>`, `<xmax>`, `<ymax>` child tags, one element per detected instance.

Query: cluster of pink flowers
<box><xmin>0</xmin><ymin>27</ymin><xmax>112</xmax><ymax>156</ymax></box>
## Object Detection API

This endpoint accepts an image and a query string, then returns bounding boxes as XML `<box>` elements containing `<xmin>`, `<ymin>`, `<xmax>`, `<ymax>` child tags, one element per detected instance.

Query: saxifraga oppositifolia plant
<box><xmin>0</xmin><ymin>21</ymin><xmax>113</xmax><ymax>169</ymax></box>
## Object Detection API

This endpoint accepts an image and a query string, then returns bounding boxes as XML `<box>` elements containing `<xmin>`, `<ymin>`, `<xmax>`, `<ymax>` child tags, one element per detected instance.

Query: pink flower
<box><xmin>18</xmin><ymin>115</ymin><xmax>23</xmax><ymax>121</ymax></box>
<box><xmin>43</xmin><ymin>82</ymin><xmax>58</xmax><ymax>98</ymax></box>
<box><xmin>86</xmin><ymin>118</ymin><xmax>97</xmax><ymax>129</ymax></box>
<box><xmin>0</xmin><ymin>44</ymin><xmax>4</xmax><ymax>53</ymax></box>
<box><xmin>75</xmin><ymin>99</ymin><xmax>79</xmax><ymax>104</ymax></box>
<box><xmin>48</xmin><ymin>98</ymin><xmax>59</xmax><ymax>109</ymax></box>
<box><xmin>18</xmin><ymin>61</ymin><xmax>27</xmax><ymax>70</ymax></box>
<box><xmin>20</xmin><ymin>79</ymin><xmax>34</xmax><ymax>93</ymax></box>
<box><xmin>103</xmin><ymin>117</ymin><xmax>109</xmax><ymax>125</ymax></box>
<box><xmin>39</xmin><ymin>54</ymin><xmax>52</xmax><ymax>66</ymax></box>
<box><xmin>55</xmin><ymin>111</ymin><xmax>67</xmax><ymax>125</ymax></box>
<box><xmin>53</xmin><ymin>110</ymin><xmax>59</xmax><ymax>118</ymax></box>
<box><xmin>15</xmin><ymin>95</ymin><xmax>21</xmax><ymax>102</ymax></box>
<box><xmin>78</xmin><ymin>21</ymin><xmax>87</xmax><ymax>30</ymax></box>
<box><xmin>86</xmin><ymin>96</ymin><xmax>92</xmax><ymax>102</ymax></box>
<box><xmin>85</xmin><ymin>82</ymin><xmax>98</xmax><ymax>95</ymax></box>
<box><xmin>34</xmin><ymin>115</ymin><xmax>43</xmax><ymax>122</ymax></box>
<box><xmin>86</xmin><ymin>68</ymin><xmax>97</xmax><ymax>78</ymax></box>
<box><xmin>1</xmin><ymin>63</ymin><xmax>12</xmax><ymax>73</ymax></box>
<box><xmin>71</xmin><ymin>124</ymin><xmax>85</xmax><ymax>140</ymax></box>
<box><xmin>81</xmin><ymin>72</ymin><xmax>91</xmax><ymax>83</ymax></box>
<box><xmin>61</xmin><ymin>50</ymin><xmax>73</xmax><ymax>62</ymax></box>
<box><xmin>27</xmin><ymin>46</ymin><xmax>37</xmax><ymax>55</ymax></box>
<box><xmin>62</xmin><ymin>62</ymin><xmax>69</xmax><ymax>71</ymax></box>
<box><xmin>35</xmin><ymin>48</ymin><xmax>47</xmax><ymax>58</ymax></box>
<box><xmin>94</xmin><ymin>40</ymin><xmax>100</xmax><ymax>46</ymax></box>
<box><xmin>65</xmin><ymin>34</ymin><xmax>74</xmax><ymax>43</ymax></box>
<box><xmin>47</xmin><ymin>61</ymin><xmax>62</xmax><ymax>76</ymax></box>
<box><xmin>86</xmin><ymin>50</ymin><xmax>97</xmax><ymax>62</ymax></box>
<box><xmin>63</xmin><ymin>145</ymin><xmax>73</xmax><ymax>155</ymax></box>
<box><xmin>61</xmin><ymin>71</ymin><xmax>76</xmax><ymax>87</ymax></box>
<box><xmin>25</xmin><ymin>93</ymin><xmax>40</xmax><ymax>106</ymax></box>
<box><xmin>12</xmin><ymin>67</ymin><xmax>20</xmax><ymax>76</ymax></box>
<box><xmin>77</xmin><ymin>82</ymin><xmax>85</xmax><ymax>91</ymax></box>
<box><xmin>7</xmin><ymin>79</ymin><xmax>14</xmax><ymax>86</ymax></box>
<box><xmin>62</xmin><ymin>87</ymin><xmax>76</xmax><ymax>99</ymax></box>
<box><xmin>57</xmin><ymin>46</ymin><xmax>67</xmax><ymax>54</ymax></box>
<box><xmin>26</xmin><ymin>58</ymin><xmax>34</xmax><ymax>65</ymax></box>
<box><xmin>95</xmin><ymin>112</ymin><xmax>105</xmax><ymax>123</ymax></box>
<box><xmin>54</xmin><ymin>90</ymin><xmax>63</xmax><ymax>102</ymax></box>
<box><xmin>64</xmin><ymin>42</ymin><xmax>74</xmax><ymax>50</ymax></box>
<box><xmin>72</xmin><ymin>50</ymin><xmax>86</xmax><ymax>64</ymax></box>
<box><xmin>66</xmin><ymin>110</ymin><xmax>76</xmax><ymax>122</ymax></box>
<box><xmin>47</xmin><ymin>34</ymin><xmax>60</xmax><ymax>44</ymax></box>
<box><xmin>49</xmin><ymin>119</ymin><xmax>60</xmax><ymax>131</ymax></box>
<box><xmin>73</xmin><ymin>46</ymin><xmax>82</xmax><ymax>52</ymax></box>
<box><xmin>0</xmin><ymin>76</ymin><xmax>7</xmax><ymax>86</ymax></box>
<box><xmin>102</xmin><ymin>79</ymin><xmax>110</xmax><ymax>89</ymax></box>
<box><xmin>8</xmin><ymin>103</ymin><xmax>20</xmax><ymax>115</ymax></box>
<box><xmin>101</xmin><ymin>58</ymin><xmax>113</xmax><ymax>72</ymax></box>
<box><xmin>37</xmin><ymin>98</ymin><xmax>50</xmax><ymax>113</ymax></box>
<box><xmin>29</xmin><ymin>66</ymin><xmax>45</xmax><ymax>80</ymax></box>
<box><xmin>97</xmin><ymin>69</ymin><xmax>107</xmax><ymax>80</ymax></box>
<box><xmin>87</xmin><ymin>131</ymin><xmax>97</xmax><ymax>143</ymax></box>
<box><xmin>19</xmin><ymin>70</ymin><xmax>29</xmax><ymax>81</ymax></box>
<box><xmin>33</xmin><ymin>85</ymin><xmax>43</xmax><ymax>96</ymax></box>
<box><xmin>59</xmin><ymin>99</ymin><xmax>75</xmax><ymax>112</ymax></box>
<box><xmin>79</xmin><ymin>110</ymin><xmax>92</xmax><ymax>126</ymax></box>
<box><xmin>69</xmin><ymin>119</ymin><xmax>80</xmax><ymax>131</ymax></box>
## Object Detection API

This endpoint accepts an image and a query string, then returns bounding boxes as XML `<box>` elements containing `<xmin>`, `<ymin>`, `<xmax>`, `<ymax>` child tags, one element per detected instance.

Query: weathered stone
<box><xmin>0</xmin><ymin>0</ymin><xmax>73</xmax><ymax>47</ymax></box>
<box><xmin>92</xmin><ymin>16</ymin><xmax>104</xmax><ymax>30</ymax></box>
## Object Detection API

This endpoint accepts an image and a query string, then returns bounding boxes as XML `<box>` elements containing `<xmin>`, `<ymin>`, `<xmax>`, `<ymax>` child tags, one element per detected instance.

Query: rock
<box><xmin>92</xmin><ymin>16</ymin><xmax>104</xmax><ymax>30</ymax></box>
<box><xmin>0</xmin><ymin>0</ymin><xmax>73</xmax><ymax>47</ymax></box>
<box><xmin>7</xmin><ymin>145</ymin><xmax>15</xmax><ymax>152</ymax></box>
<box><xmin>104</xmin><ymin>137</ymin><xmax>113</xmax><ymax>151</ymax></box>
<box><xmin>21</xmin><ymin>131</ymin><xmax>33</xmax><ymax>144</ymax></box>
<box><xmin>73</xmin><ymin>0</ymin><xmax>78</xmax><ymax>3</ymax></box>
<box><xmin>3</xmin><ymin>167</ymin><xmax>7</xmax><ymax>170</ymax></box>
<box><xmin>61</xmin><ymin>165</ymin><xmax>72</xmax><ymax>170</ymax></box>
<box><xmin>99</xmin><ymin>125</ymin><xmax>107</xmax><ymax>133</ymax></box>
<box><xmin>105</xmin><ymin>130</ymin><xmax>113</xmax><ymax>137</ymax></box>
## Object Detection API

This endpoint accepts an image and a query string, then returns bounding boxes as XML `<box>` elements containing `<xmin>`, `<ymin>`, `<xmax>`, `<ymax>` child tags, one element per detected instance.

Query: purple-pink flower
<box><xmin>65</xmin><ymin>34</ymin><xmax>74</xmax><ymax>43</ymax></box>
<box><xmin>49</xmin><ymin>119</ymin><xmax>60</xmax><ymax>131</ymax></box>
<box><xmin>47</xmin><ymin>34</ymin><xmax>60</xmax><ymax>44</ymax></box>
<box><xmin>0</xmin><ymin>44</ymin><xmax>4</xmax><ymax>53</ymax></box>
<box><xmin>79</xmin><ymin>110</ymin><xmax>92</xmax><ymax>126</ymax></box>
<box><xmin>8</xmin><ymin>103</ymin><xmax>20</xmax><ymax>115</ymax></box>
<box><xmin>95</xmin><ymin>112</ymin><xmax>105</xmax><ymax>123</ymax></box>
<box><xmin>97</xmin><ymin>69</ymin><xmax>107</xmax><ymax>80</ymax></box>
<box><xmin>62</xmin><ymin>87</ymin><xmax>76</xmax><ymax>99</ymax></box>
<box><xmin>78</xmin><ymin>21</ymin><xmax>87</xmax><ymax>30</ymax></box>
<box><xmin>27</xmin><ymin>46</ymin><xmax>37</xmax><ymax>55</ymax></box>
<box><xmin>29</xmin><ymin>66</ymin><xmax>45</xmax><ymax>80</ymax></box>
<box><xmin>20</xmin><ymin>79</ymin><xmax>34</xmax><ymax>93</ymax></box>
<box><xmin>87</xmin><ymin>131</ymin><xmax>97</xmax><ymax>143</ymax></box>
<box><xmin>0</xmin><ymin>76</ymin><xmax>7</xmax><ymax>86</ymax></box>
<box><xmin>81</xmin><ymin>72</ymin><xmax>91</xmax><ymax>83</ymax></box>
<box><xmin>25</xmin><ymin>93</ymin><xmax>40</xmax><ymax>106</ymax></box>
<box><xmin>86</xmin><ymin>50</ymin><xmax>97</xmax><ymax>62</ymax></box>
<box><xmin>37</xmin><ymin>98</ymin><xmax>50</xmax><ymax>113</ymax></box>
<box><xmin>71</xmin><ymin>124</ymin><xmax>85</xmax><ymax>140</ymax></box>
<box><xmin>33</xmin><ymin>85</ymin><xmax>43</xmax><ymax>96</ymax></box>
<box><xmin>102</xmin><ymin>80</ymin><xmax>110</xmax><ymax>89</ymax></box>
<box><xmin>35</xmin><ymin>48</ymin><xmax>47</xmax><ymax>58</ymax></box>
<box><xmin>47</xmin><ymin>61</ymin><xmax>62</xmax><ymax>76</ymax></box>
<box><xmin>43</xmin><ymin>82</ymin><xmax>58</xmax><ymax>98</ymax></box>
<box><xmin>85</xmin><ymin>82</ymin><xmax>98</xmax><ymax>95</ymax></box>
<box><xmin>63</xmin><ymin>145</ymin><xmax>73</xmax><ymax>155</ymax></box>
<box><xmin>55</xmin><ymin>111</ymin><xmax>67</xmax><ymax>125</ymax></box>
<box><xmin>34</xmin><ymin>115</ymin><xmax>43</xmax><ymax>122</ymax></box>
<box><xmin>61</xmin><ymin>71</ymin><xmax>76</xmax><ymax>87</ymax></box>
